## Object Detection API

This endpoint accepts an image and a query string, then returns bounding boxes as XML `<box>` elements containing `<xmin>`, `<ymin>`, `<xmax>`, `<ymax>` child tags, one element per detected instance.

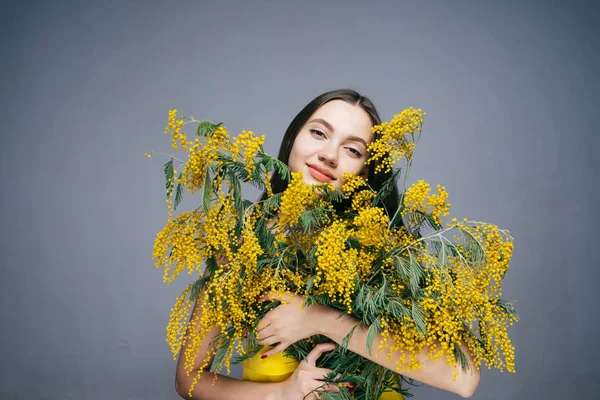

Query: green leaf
<box><xmin>314</xmin><ymin>184</ymin><xmax>347</xmax><ymax>202</ymax></box>
<box><xmin>366</xmin><ymin>316</ymin><xmax>381</xmax><ymax>356</ymax></box>
<box><xmin>261</xmin><ymin>153</ymin><xmax>290</xmax><ymax>181</ymax></box>
<box><xmin>496</xmin><ymin>299</ymin><xmax>520</xmax><ymax>321</ymax></box>
<box><xmin>202</xmin><ymin>171</ymin><xmax>212</xmax><ymax>213</ymax></box>
<box><xmin>340</xmin><ymin>322</ymin><xmax>361</xmax><ymax>355</ymax></box>
<box><xmin>373</xmin><ymin>168</ymin><xmax>401</xmax><ymax>207</ymax></box>
<box><xmin>196</xmin><ymin>120</ymin><xmax>222</xmax><ymax>137</ymax></box>
<box><xmin>174</xmin><ymin>171</ymin><xmax>184</xmax><ymax>210</ymax></box>
<box><xmin>299</xmin><ymin>210</ymin><xmax>316</xmax><ymax>233</ymax></box>
<box><xmin>453</xmin><ymin>343</ymin><xmax>470</xmax><ymax>373</ymax></box>
<box><xmin>205</xmin><ymin>256</ymin><xmax>218</xmax><ymax>277</ymax></box>
<box><xmin>390</xmin><ymin>249</ymin><xmax>424</xmax><ymax>297</ymax></box>
<box><xmin>263</xmin><ymin>193</ymin><xmax>282</xmax><ymax>215</ymax></box>
<box><xmin>189</xmin><ymin>276</ymin><xmax>208</xmax><ymax>300</ymax></box>
<box><xmin>460</xmin><ymin>225</ymin><xmax>486</xmax><ymax>266</ymax></box>
<box><xmin>306</xmin><ymin>275</ymin><xmax>317</xmax><ymax>294</ymax></box>
<box><xmin>411</xmin><ymin>301</ymin><xmax>427</xmax><ymax>337</ymax></box>
<box><xmin>229</xmin><ymin>172</ymin><xmax>243</xmax><ymax>216</ymax></box>
<box><xmin>164</xmin><ymin>159</ymin><xmax>174</xmax><ymax>198</ymax></box>
<box><xmin>384</xmin><ymin>299</ymin><xmax>411</xmax><ymax>319</ymax></box>
<box><xmin>231</xmin><ymin>330</ymin><xmax>263</xmax><ymax>364</ymax></box>
<box><xmin>347</xmin><ymin>236</ymin><xmax>362</xmax><ymax>250</ymax></box>
<box><xmin>308</xmin><ymin>245</ymin><xmax>318</xmax><ymax>271</ymax></box>
<box><xmin>209</xmin><ymin>335</ymin><xmax>231</xmax><ymax>373</ymax></box>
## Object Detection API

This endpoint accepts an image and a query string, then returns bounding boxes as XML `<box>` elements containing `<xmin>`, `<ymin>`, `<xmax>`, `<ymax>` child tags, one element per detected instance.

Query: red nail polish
<box><xmin>261</xmin><ymin>354</ymin><xmax>268</xmax><ymax>359</ymax></box>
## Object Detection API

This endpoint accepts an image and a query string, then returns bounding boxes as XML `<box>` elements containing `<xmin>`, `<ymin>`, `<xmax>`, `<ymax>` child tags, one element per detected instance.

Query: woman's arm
<box><xmin>318</xmin><ymin>307</ymin><xmax>480</xmax><ymax>398</ymax></box>
<box><xmin>174</xmin><ymin>295</ymin><xmax>286</xmax><ymax>400</ymax></box>
<box><xmin>174</xmin><ymin>311</ymin><xmax>285</xmax><ymax>400</ymax></box>
<box><xmin>257</xmin><ymin>293</ymin><xmax>480</xmax><ymax>398</ymax></box>
<box><xmin>174</xmin><ymin>269</ymin><xmax>342</xmax><ymax>400</ymax></box>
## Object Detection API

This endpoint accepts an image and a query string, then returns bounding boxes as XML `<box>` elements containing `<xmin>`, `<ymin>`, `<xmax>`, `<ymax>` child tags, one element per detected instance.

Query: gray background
<box><xmin>1</xmin><ymin>0</ymin><xmax>598</xmax><ymax>399</ymax></box>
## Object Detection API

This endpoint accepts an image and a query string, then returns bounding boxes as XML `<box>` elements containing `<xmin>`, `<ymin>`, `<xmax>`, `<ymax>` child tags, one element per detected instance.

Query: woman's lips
<box><xmin>307</xmin><ymin>165</ymin><xmax>333</xmax><ymax>183</ymax></box>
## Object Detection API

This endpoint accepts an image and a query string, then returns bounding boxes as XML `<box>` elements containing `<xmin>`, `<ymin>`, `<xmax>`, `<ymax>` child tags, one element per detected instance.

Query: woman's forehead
<box><xmin>309</xmin><ymin>100</ymin><xmax>374</xmax><ymax>141</ymax></box>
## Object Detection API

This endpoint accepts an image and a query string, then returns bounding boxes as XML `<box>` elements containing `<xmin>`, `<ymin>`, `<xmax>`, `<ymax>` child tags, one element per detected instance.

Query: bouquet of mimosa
<box><xmin>147</xmin><ymin>108</ymin><xmax>518</xmax><ymax>399</ymax></box>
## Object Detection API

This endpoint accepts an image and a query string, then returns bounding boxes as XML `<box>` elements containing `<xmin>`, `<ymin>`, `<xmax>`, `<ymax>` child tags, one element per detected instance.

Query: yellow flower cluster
<box><xmin>165</xmin><ymin>284</ymin><xmax>194</xmax><ymax>359</ymax></box>
<box><xmin>354</xmin><ymin>250</ymin><xmax>377</xmax><ymax>282</ymax></box>
<box><xmin>315</xmin><ymin>220</ymin><xmax>357</xmax><ymax>312</ymax></box>
<box><xmin>229</xmin><ymin>130</ymin><xmax>265</xmax><ymax>176</ymax></box>
<box><xmin>202</xmin><ymin>193</ymin><xmax>237</xmax><ymax>261</ymax></box>
<box><xmin>279</xmin><ymin>171</ymin><xmax>318</xmax><ymax>228</ymax></box>
<box><xmin>179</xmin><ymin>140</ymin><xmax>209</xmax><ymax>196</ymax></box>
<box><xmin>403</xmin><ymin>180</ymin><xmax>430</xmax><ymax>213</ymax></box>
<box><xmin>208</xmin><ymin>126</ymin><xmax>231</xmax><ymax>163</ymax></box>
<box><xmin>165</xmin><ymin>109</ymin><xmax>187</xmax><ymax>150</ymax></box>
<box><xmin>263</xmin><ymin>169</ymin><xmax>273</xmax><ymax>198</ymax></box>
<box><xmin>351</xmin><ymin>189</ymin><xmax>376</xmax><ymax>211</ymax></box>
<box><xmin>353</xmin><ymin>206</ymin><xmax>390</xmax><ymax>249</ymax></box>
<box><xmin>153</xmin><ymin>187</ymin><xmax>239</xmax><ymax>285</ymax></box>
<box><xmin>152</xmin><ymin>211</ymin><xmax>205</xmax><ymax>283</ymax></box>
<box><xmin>419</xmin><ymin>220</ymin><xmax>516</xmax><ymax>373</ymax></box>
<box><xmin>341</xmin><ymin>172</ymin><xmax>368</xmax><ymax>195</ymax></box>
<box><xmin>402</xmin><ymin>180</ymin><xmax>451</xmax><ymax>226</ymax></box>
<box><xmin>366</xmin><ymin>107</ymin><xmax>425</xmax><ymax>174</ymax></box>
<box><xmin>178</xmin><ymin>219</ymin><xmax>281</xmax><ymax>397</ymax></box>
<box><xmin>373</xmin><ymin>250</ymin><xmax>461</xmax><ymax>373</ymax></box>
<box><xmin>178</xmin><ymin>126</ymin><xmax>230</xmax><ymax>196</ymax></box>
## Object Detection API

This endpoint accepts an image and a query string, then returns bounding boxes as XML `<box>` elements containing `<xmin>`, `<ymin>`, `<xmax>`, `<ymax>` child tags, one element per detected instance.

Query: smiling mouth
<box><xmin>307</xmin><ymin>165</ymin><xmax>334</xmax><ymax>182</ymax></box>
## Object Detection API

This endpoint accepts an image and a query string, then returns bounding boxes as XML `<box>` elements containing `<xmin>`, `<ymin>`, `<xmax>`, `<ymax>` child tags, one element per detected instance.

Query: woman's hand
<box><xmin>256</xmin><ymin>291</ymin><xmax>333</xmax><ymax>358</ymax></box>
<box><xmin>270</xmin><ymin>342</ymin><xmax>342</xmax><ymax>400</ymax></box>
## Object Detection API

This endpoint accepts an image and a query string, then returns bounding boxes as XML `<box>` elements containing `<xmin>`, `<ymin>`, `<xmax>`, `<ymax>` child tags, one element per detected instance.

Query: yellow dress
<box><xmin>242</xmin><ymin>346</ymin><xmax>404</xmax><ymax>399</ymax></box>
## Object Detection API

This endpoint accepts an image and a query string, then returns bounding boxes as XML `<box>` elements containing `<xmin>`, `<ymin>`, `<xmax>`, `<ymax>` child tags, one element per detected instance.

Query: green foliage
<box><xmin>189</xmin><ymin>276</ymin><xmax>208</xmax><ymax>300</ymax></box>
<box><xmin>259</xmin><ymin>152</ymin><xmax>290</xmax><ymax>181</ymax></box>
<box><xmin>174</xmin><ymin>171</ymin><xmax>184</xmax><ymax>210</ymax></box>
<box><xmin>209</xmin><ymin>332</ymin><xmax>231</xmax><ymax>373</ymax></box>
<box><xmin>164</xmin><ymin>159</ymin><xmax>174</xmax><ymax>198</ymax></box>
<box><xmin>366</xmin><ymin>316</ymin><xmax>381</xmax><ymax>356</ymax></box>
<box><xmin>202</xmin><ymin>171</ymin><xmax>212</xmax><ymax>214</ymax></box>
<box><xmin>196</xmin><ymin>120</ymin><xmax>222</xmax><ymax>137</ymax></box>
<box><xmin>373</xmin><ymin>167</ymin><xmax>402</xmax><ymax>209</ymax></box>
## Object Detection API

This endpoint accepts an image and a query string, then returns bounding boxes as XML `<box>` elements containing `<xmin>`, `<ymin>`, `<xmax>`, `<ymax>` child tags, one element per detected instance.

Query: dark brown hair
<box><xmin>259</xmin><ymin>89</ymin><xmax>401</xmax><ymax>219</ymax></box>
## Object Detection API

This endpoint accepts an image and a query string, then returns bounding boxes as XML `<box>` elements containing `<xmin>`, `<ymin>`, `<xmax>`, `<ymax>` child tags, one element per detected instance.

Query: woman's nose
<box><xmin>318</xmin><ymin>145</ymin><xmax>338</xmax><ymax>167</ymax></box>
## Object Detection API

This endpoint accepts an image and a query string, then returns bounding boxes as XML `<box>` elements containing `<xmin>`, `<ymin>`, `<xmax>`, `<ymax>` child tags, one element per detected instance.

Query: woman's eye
<box><xmin>310</xmin><ymin>129</ymin><xmax>326</xmax><ymax>138</ymax></box>
<box><xmin>347</xmin><ymin>147</ymin><xmax>362</xmax><ymax>157</ymax></box>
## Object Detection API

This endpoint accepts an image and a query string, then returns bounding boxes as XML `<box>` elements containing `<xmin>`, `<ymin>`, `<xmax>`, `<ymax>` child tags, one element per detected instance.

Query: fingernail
<box><xmin>255</xmin><ymin>295</ymin><xmax>262</xmax><ymax>301</ymax></box>
<box><xmin>261</xmin><ymin>354</ymin><xmax>268</xmax><ymax>359</ymax></box>
<box><xmin>348</xmin><ymin>382</ymin><xmax>356</xmax><ymax>388</ymax></box>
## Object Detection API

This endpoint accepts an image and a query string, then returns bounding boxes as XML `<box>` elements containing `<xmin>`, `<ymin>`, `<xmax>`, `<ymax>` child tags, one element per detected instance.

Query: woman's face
<box><xmin>288</xmin><ymin>100</ymin><xmax>374</xmax><ymax>192</ymax></box>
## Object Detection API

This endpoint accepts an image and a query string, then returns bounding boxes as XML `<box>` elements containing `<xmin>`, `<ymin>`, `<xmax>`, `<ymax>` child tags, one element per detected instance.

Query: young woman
<box><xmin>175</xmin><ymin>89</ymin><xmax>480</xmax><ymax>400</ymax></box>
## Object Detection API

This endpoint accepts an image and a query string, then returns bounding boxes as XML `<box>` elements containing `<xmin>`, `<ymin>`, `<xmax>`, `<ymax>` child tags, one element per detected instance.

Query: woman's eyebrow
<box><xmin>347</xmin><ymin>135</ymin><xmax>368</xmax><ymax>148</ymax></box>
<box><xmin>309</xmin><ymin>118</ymin><xmax>334</xmax><ymax>132</ymax></box>
<box><xmin>308</xmin><ymin>118</ymin><xmax>368</xmax><ymax>147</ymax></box>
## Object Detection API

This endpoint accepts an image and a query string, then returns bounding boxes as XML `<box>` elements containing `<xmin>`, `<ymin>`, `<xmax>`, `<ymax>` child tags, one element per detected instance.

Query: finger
<box><xmin>256</xmin><ymin>324</ymin><xmax>274</xmax><ymax>338</ymax></box>
<box><xmin>310</xmin><ymin>382</ymin><xmax>340</xmax><ymax>398</ymax></box>
<box><xmin>258</xmin><ymin>335</ymin><xmax>278</xmax><ymax>347</ymax></box>
<box><xmin>320</xmin><ymin>382</ymin><xmax>340</xmax><ymax>393</ymax></box>
<box><xmin>305</xmin><ymin>342</ymin><xmax>336</xmax><ymax>365</ymax></box>
<box><xmin>311</xmin><ymin>367</ymin><xmax>334</xmax><ymax>381</ymax></box>
<box><xmin>256</xmin><ymin>317</ymin><xmax>271</xmax><ymax>333</ymax></box>
<box><xmin>260</xmin><ymin>341</ymin><xmax>288</xmax><ymax>358</ymax></box>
